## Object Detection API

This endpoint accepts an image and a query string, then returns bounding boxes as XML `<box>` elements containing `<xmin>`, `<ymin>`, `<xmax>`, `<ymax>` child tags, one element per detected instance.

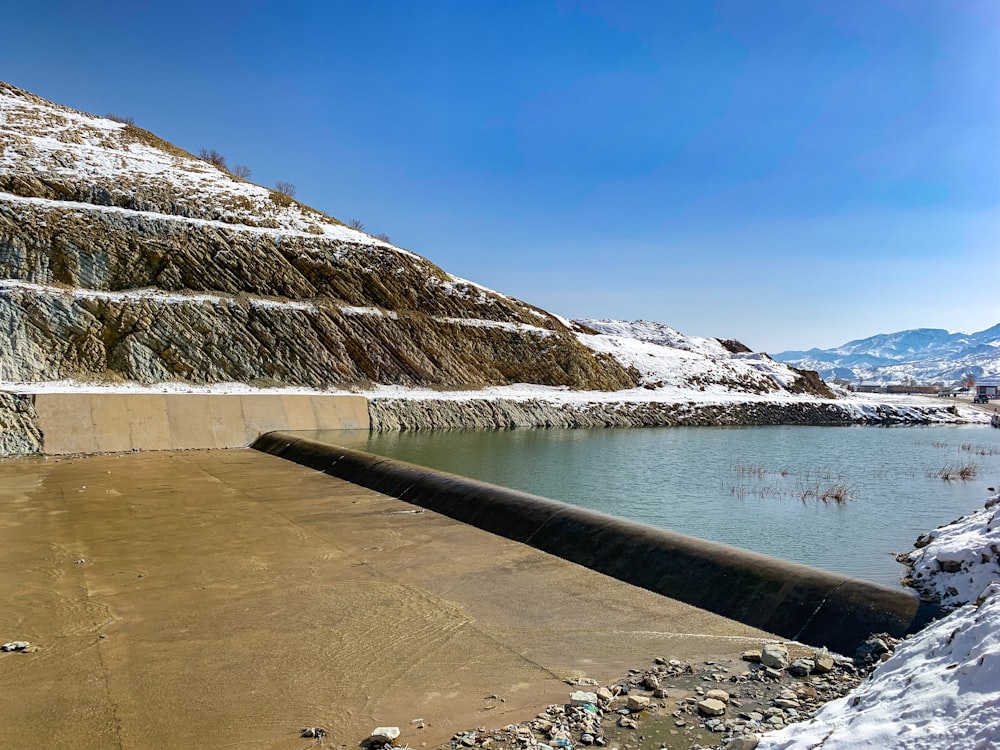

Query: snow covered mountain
<box><xmin>772</xmin><ymin>325</ymin><xmax>1000</xmax><ymax>384</ymax></box>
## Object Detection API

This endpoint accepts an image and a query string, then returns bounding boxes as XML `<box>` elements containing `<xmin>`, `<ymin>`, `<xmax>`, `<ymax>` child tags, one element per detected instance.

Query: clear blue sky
<box><xmin>3</xmin><ymin>0</ymin><xmax>997</xmax><ymax>352</ymax></box>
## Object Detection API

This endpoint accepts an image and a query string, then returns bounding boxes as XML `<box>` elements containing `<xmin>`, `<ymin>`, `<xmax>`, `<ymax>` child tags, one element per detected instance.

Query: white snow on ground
<box><xmin>755</xmin><ymin>494</ymin><xmax>1000</xmax><ymax>750</ymax></box>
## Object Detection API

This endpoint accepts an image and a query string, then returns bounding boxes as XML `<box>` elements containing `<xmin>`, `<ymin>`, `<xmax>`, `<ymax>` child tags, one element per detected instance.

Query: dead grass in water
<box><xmin>960</xmin><ymin>443</ymin><xmax>1000</xmax><ymax>457</ymax></box>
<box><xmin>729</xmin><ymin>478</ymin><xmax>856</xmax><ymax>504</ymax></box>
<box><xmin>930</xmin><ymin>463</ymin><xmax>980</xmax><ymax>481</ymax></box>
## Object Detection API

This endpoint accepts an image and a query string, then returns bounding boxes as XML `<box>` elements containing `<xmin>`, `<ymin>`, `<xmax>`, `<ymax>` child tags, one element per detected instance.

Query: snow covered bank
<box><xmin>749</xmin><ymin>494</ymin><xmax>1000</xmax><ymax>750</ymax></box>
<box><xmin>899</xmin><ymin>497</ymin><xmax>1000</xmax><ymax>612</ymax></box>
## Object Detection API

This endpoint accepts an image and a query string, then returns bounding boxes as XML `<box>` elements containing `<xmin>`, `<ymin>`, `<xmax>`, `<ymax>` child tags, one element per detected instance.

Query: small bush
<box><xmin>232</xmin><ymin>164</ymin><xmax>252</xmax><ymax>179</ymax></box>
<box><xmin>374</xmin><ymin>232</ymin><xmax>391</xmax><ymax>243</ymax></box>
<box><xmin>274</xmin><ymin>180</ymin><xmax>296</xmax><ymax>197</ymax></box>
<box><xmin>105</xmin><ymin>112</ymin><xmax>134</xmax><ymax>125</ymax></box>
<box><xmin>818</xmin><ymin>483</ymin><xmax>854</xmax><ymax>504</ymax></box>
<box><xmin>931</xmin><ymin>463</ymin><xmax>980</xmax><ymax>481</ymax></box>
<box><xmin>199</xmin><ymin>148</ymin><xmax>228</xmax><ymax>170</ymax></box>
<box><xmin>268</xmin><ymin>190</ymin><xmax>292</xmax><ymax>207</ymax></box>
<box><xmin>348</xmin><ymin>218</ymin><xmax>365</xmax><ymax>231</ymax></box>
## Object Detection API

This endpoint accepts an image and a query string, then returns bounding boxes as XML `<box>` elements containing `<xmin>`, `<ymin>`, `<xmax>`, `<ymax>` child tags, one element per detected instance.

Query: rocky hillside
<box><xmin>0</xmin><ymin>82</ymin><xmax>827</xmax><ymax>396</ymax></box>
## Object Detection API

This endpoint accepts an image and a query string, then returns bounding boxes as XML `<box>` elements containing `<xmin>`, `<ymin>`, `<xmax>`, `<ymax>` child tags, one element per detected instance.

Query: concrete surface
<box><xmin>0</xmin><ymin>448</ymin><xmax>778</xmax><ymax>750</ymax></box>
<box><xmin>253</xmin><ymin>432</ymin><xmax>941</xmax><ymax>655</ymax></box>
<box><xmin>29</xmin><ymin>393</ymin><xmax>369</xmax><ymax>454</ymax></box>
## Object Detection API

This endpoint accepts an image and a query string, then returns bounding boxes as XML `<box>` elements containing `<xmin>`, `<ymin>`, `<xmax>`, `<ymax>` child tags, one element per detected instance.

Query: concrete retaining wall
<box><xmin>29</xmin><ymin>393</ymin><xmax>369</xmax><ymax>454</ymax></box>
<box><xmin>253</xmin><ymin>431</ymin><xmax>942</xmax><ymax>655</ymax></box>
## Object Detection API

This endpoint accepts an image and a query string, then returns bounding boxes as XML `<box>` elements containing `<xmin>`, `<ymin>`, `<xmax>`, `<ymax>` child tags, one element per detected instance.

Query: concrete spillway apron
<box><xmin>253</xmin><ymin>431</ymin><xmax>941</xmax><ymax>655</ymax></box>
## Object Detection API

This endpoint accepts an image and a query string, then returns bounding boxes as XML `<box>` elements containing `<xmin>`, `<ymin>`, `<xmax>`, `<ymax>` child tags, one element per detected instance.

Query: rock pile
<box><xmin>445</xmin><ymin>640</ymin><xmax>892</xmax><ymax>750</ymax></box>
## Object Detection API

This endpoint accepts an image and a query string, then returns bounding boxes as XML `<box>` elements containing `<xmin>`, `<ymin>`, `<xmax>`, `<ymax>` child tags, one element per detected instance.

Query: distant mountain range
<box><xmin>771</xmin><ymin>324</ymin><xmax>1000</xmax><ymax>385</ymax></box>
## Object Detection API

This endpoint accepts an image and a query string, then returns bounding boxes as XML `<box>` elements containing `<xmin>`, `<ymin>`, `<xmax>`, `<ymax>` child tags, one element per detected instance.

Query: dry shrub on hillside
<box><xmin>268</xmin><ymin>190</ymin><xmax>293</xmax><ymax>207</ymax></box>
<box><xmin>104</xmin><ymin>112</ymin><xmax>134</xmax><ymax>125</ymax></box>
<box><xmin>199</xmin><ymin>148</ymin><xmax>228</xmax><ymax>170</ymax></box>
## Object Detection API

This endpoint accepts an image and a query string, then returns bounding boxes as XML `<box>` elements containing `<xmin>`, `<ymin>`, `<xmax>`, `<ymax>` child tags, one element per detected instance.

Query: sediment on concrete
<box><xmin>0</xmin><ymin>392</ymin><xmax>42</xmax><ymax>455</ymax></box>
<box><xmin>253</xmin><ymin>431</ymin><xmax>943</xmax><ymax>655</ymax></box>
<box><xmin>367</xmin><ymin>397</ymin><xmax>956</xmax><ymax>430</ymax></box>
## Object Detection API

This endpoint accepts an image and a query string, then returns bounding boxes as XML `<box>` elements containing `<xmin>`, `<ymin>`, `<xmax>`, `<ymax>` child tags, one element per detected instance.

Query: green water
<box><xmin>298</xmin><ymin>424</ymin><xmax>1000</xmax><ymax>585</ymax></box>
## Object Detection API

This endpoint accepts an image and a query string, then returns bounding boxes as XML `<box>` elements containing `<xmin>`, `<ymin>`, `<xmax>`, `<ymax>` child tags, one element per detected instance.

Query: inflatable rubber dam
<box><xmin>253</xmin><ymin>430</ymin><xmax>942</xmax><ymax>656</ymax></box>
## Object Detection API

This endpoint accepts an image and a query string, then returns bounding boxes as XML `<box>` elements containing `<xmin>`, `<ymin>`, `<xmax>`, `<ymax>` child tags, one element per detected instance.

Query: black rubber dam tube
<box><xmin>252</xmin><ymin>431</ymin><xmax>942</xmax><ymax>655</ymax></box>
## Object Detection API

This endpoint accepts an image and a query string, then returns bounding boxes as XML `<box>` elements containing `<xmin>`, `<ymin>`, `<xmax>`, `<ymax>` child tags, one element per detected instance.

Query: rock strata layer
<box><xmin>0</xmin><ymin>392</ymin><xmax>41</xmax><ymax>454</ymax></box>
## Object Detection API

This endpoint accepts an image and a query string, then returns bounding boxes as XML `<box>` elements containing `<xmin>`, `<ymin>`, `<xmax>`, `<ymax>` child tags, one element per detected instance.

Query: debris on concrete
<box><xmin>369</xmin><ymin>726</ymin><xmax>401</xmax><ymax>743</ymax></box>
<box><xmin>446</xmin><ymin>644</ymin><xmax>873</xmax><ymax>750</ymax></box>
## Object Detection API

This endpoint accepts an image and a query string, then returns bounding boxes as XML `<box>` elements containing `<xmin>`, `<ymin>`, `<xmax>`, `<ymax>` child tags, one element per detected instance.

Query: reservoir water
<box><xmin>302</xmin><ymin>424</ymin><xmax>1000</xmax><ymax>586</ymax></box>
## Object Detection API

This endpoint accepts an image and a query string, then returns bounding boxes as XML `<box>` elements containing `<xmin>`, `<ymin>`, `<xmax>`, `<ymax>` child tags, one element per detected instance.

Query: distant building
<box><xmin>852</xmin><ymin>383</ymin><xmax>936</xmax><ymax>394</ymax></box>
<box><xmin>856</xmin><ymin>384</ymin><xmax>885</xmax><ymax>393</ymax></box>
<box><xmin>885</xmin><ymin>385</ymin><xmax>937</xmax><ymax>395</ymax></box>
<box><xmin>976</xmin><ymin>378</ymin><xmax>1000</xmax><ymax>399</ymax></box>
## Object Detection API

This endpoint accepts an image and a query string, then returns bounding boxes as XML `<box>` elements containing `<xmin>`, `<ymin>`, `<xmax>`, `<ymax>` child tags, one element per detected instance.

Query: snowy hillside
<box><xmin>578</xmin><ymin>319</ymin><xmax>827</xmax><ymax>395</ymax></box>
<box><xmin>772</xmin><ymin>324</ymin><xmax>1000</xmax><ymax>384</ymax></box>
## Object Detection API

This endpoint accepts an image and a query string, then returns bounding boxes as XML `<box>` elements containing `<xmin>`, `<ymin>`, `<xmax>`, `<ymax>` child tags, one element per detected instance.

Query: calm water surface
<box><xmin>302</xmin><ymin>425</ymin><xmax>1000</xmax><ymax>585</ymax></box>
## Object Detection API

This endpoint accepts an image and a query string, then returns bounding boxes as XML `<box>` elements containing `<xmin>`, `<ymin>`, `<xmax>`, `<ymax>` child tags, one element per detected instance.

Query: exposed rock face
<box><xmin>0</xmin><ymin>82</ymin><xmax>636</xmax><ymax>391</ymax></box>
<box><xmin>0</xmin><ymin>279</ymin><xmax>632</xmax><ymax>389</ymax></box>
<box><xmin>0</xmin><ymin>392</ymin><xmax>42</xmax><ymax>454</ymax></box>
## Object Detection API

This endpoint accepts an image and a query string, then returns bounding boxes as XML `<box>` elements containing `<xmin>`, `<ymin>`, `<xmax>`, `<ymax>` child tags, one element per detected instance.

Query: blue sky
<box><xmin>3</xmin><ymin>0</ymin><xmax>997</xmax><ymax>352</ymax></box>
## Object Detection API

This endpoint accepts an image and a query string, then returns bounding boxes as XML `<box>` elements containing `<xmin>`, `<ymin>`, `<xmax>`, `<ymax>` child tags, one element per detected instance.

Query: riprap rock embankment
<box><xmin>368</xmin><ymin>396</ymin><xmax>964</xmax><ymax>430</ymax></box>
